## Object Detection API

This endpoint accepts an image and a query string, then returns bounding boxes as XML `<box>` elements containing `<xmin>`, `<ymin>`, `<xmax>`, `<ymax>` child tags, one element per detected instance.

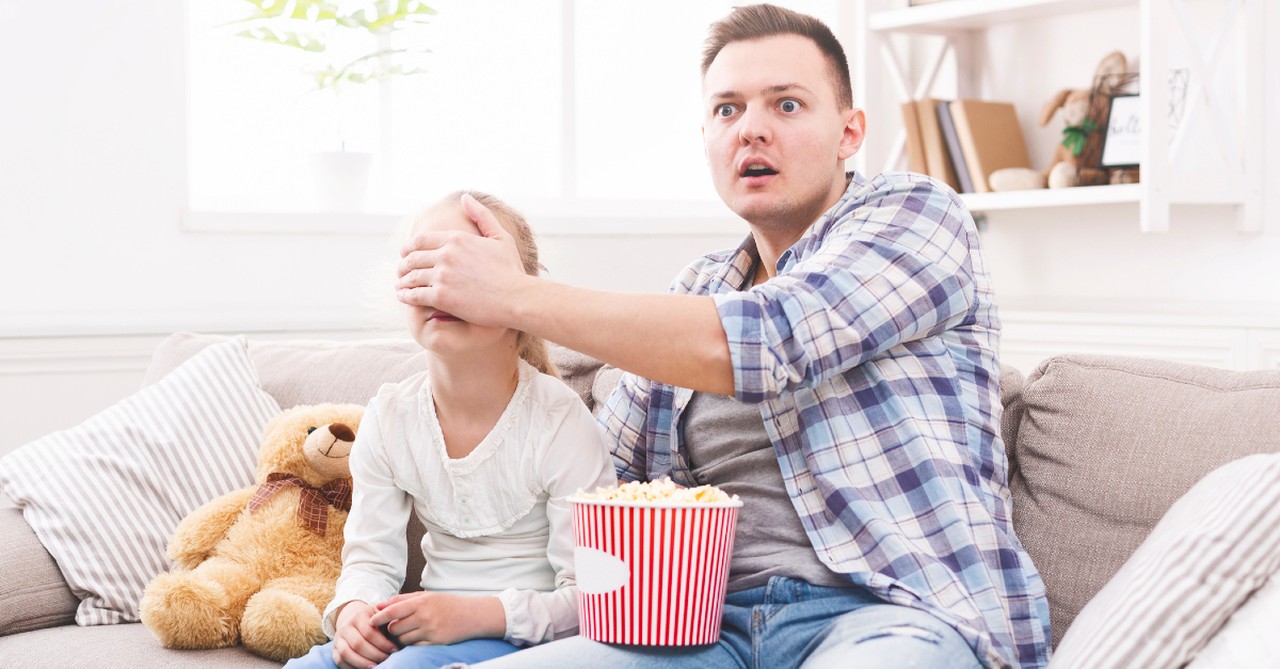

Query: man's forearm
<box><xmin>509</xmin><ymin>279</ymin><xmax>736</xmax><ymax>396</ymax></box>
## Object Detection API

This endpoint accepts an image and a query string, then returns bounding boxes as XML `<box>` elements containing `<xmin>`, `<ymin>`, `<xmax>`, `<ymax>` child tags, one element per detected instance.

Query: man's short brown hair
<box><xmin>701</xmin><ymin>4</ymin><xmax>853</xmax><ymax>110</ymax></box>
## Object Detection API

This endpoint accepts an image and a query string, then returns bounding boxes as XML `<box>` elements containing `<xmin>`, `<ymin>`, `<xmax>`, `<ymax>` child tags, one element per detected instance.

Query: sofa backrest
<box><xmin>145</xmin><ymin>332</ymin><xmax>606</xmax><ymax>593</ymax></box>
<box><xmin>146</xmin><ymin>335</ymin><xmax>1280</xmax><ymax>645</ymax></box>
<box><xmin>999</xmin><ymin>355</ymin><xmax>1280</xmax><ymax>646</ymax></box>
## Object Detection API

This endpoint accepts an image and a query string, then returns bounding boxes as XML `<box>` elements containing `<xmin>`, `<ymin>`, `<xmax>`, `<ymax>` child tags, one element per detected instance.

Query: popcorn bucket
<box><xmin>571</xmin><ymin>498</ymin><xmax>742</xmax><ymax>645</ymax></box>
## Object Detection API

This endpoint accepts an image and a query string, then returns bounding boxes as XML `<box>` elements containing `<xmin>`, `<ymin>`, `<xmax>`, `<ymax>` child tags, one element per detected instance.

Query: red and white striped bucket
<box><xmin>571</xmin><ymin>498</ymin><xmax>742</xmax><ymax>645</ymax></box>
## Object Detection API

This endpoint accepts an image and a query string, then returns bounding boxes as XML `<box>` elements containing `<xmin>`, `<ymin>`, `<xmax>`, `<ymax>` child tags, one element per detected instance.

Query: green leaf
<box><xmin>234</xmin><ymin>26</ymin><xmax>327</xmax><ymax>52</ymax></box>
<box><xmin>341</xmin><ymin>0</ymin><xmax>436</xmax><ymax>33</ymax></box>
<box><xmin>1060</xmin><ymin>119</ymin><xmax>1099</xmax><ymax>157</ymax></box>
<box><xmin>316</xmin><ymin>47</ymin><xmax>430</xmax><ymax>91</ymax></box>
<box><xmin>233</xmin><ymin>0</ymin><xmax>340</xmax><ymax>21</ymax></box>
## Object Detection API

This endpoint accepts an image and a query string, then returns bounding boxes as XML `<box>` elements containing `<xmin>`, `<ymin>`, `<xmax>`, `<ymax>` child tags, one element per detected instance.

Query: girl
<box><xmin>287</xmin><ymin>192</ymin><xmax>616</xmax><ymax>669</ymax></box>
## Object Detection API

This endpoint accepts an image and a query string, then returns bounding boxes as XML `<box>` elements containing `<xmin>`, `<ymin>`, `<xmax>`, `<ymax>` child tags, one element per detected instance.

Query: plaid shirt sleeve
<box><xmin>714</xmin><ymin>178</ymin><xmax>978</xmax><ymax>403</ymax></box>
<box><xmin>596</xmin><ymin>369</ymin><xmax>652</xmax><ymax>483</ymax></box>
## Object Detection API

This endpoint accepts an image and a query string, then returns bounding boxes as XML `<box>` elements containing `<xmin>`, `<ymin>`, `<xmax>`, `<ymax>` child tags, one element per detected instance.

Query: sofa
<box><xmin>2</xmin><ymin>332</ymin><xmax>1278</xmax><ymax>668</ymax></box>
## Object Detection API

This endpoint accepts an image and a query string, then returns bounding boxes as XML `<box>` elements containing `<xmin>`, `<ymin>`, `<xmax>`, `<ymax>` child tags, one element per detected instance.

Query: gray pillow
<box><xmin>1004</xmin><ymin>355</ymin><xmax>1280</xmax><ymax>645</ymax></box>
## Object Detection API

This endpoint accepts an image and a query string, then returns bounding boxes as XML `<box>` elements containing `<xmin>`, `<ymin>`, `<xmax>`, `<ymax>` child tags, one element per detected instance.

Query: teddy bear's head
<box><xmin>254</xmin><ymin>403</ymin><xmax>365</xmax><ymax>487</ymax></box>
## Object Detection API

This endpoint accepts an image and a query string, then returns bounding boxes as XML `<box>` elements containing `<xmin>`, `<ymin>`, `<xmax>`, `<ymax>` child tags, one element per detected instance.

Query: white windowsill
<box><xmin>182</xmin><ymin>200</ymin><xmax>746</xmax><ymax>237</ymax></box>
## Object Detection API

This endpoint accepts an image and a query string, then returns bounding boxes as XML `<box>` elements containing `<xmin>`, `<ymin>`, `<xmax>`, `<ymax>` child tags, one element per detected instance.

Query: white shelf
<box><xmin>960</xmin><ymin>184</ymin><xmax>1141</xmax><ymax>212</ymax></box>
<box><xmin>858</xmin><ymin>0</ymin><xmax>1262</xmax><ymax>233</ymax></box>
<box><xmin>869</xmin><ymin>0</ymin><xmax>1129</xmax><ymax>34</ymax></box>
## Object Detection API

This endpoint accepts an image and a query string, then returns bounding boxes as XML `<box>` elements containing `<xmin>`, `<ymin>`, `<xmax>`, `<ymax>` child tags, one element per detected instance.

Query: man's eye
<box><xmin>780</xmin><ymin>99</ymin><xmax>800</xmax><ymax>113</ymax></box>
<box><xmin>715</xmin><ymin>104</ymin><xmax>735</xmax><ymax>117</ymax></box>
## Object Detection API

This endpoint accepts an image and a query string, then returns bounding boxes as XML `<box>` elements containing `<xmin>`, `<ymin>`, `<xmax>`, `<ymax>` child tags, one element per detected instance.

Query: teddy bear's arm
<box><xmin>166</xmin><ymin>486</ymin><xmax>258</xmax><ymax>570</ymax></box>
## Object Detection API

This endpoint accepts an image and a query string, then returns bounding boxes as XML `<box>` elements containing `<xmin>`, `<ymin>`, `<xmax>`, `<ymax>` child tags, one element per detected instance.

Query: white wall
<box><xmin>0</xmin><ymin>1</ymin><xmax>744</xmax><ymax>451</ymax></box>
<box><xmin>2</xmin><ymin>1</ymin><xmax>1277</xmax><ymax>456</ymax></box>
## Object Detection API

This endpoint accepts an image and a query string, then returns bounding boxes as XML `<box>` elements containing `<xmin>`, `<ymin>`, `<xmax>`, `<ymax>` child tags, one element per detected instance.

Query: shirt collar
<box><xmin>716</xmin><ymin>171</ymin><xmax>864</xmax><ymax>291</ymax></box>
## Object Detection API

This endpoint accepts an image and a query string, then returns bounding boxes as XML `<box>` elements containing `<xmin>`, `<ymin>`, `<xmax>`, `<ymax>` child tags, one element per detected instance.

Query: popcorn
<box><xmin>575</xmin><ymin>477</ymin><xmax>738</xmax><ymax>504</ymax></box>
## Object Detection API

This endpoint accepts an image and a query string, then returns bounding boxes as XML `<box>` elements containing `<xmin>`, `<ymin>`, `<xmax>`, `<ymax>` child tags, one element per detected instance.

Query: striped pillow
<box><xmin>1051</xmin><ymin>453</ymin><xmax>1280</xmax><ymax>668</ymax></box>
<box><xmin>0</xmin><ymin>336</ymin><xmax>280</xmax><ymax>625</ymax></box>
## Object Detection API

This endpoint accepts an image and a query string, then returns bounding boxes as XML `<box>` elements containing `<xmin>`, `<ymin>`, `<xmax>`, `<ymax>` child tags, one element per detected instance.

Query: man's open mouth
<box><xmin>741</xmin><ymin>162</ymin><xmax>778</xmax><ymax>177</ymax></box>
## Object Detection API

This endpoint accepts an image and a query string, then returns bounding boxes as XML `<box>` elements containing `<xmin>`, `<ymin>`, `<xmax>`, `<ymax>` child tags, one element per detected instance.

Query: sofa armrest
<box><xmin>0</xmin><ymin>507</ymin><xmax>78</xmax><ymax>636</ymax></box>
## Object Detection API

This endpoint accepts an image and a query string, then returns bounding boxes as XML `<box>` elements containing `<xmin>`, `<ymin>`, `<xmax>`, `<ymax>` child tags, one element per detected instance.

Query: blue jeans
<box><xmin>284</xmin><ymin>638</ymin><xmax>520</xmax><ymax>669</ymax></box>
<box><xmin>465</xmin><ymin>577</ymin><xmax>981</xmax><ymax>669</ymax></box>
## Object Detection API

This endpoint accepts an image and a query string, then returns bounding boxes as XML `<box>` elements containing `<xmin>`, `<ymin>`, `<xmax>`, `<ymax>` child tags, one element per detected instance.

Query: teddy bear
<box><xmin>1038</xmin><ymin>50</ymin><xmax>1129</xmax><ymax>188</ymax></box>
<box><xmin>139</xmin><ymin>403</ymin><xmax>364</xmax><ymax>662</ymax></box>
<box><xmin>1038</xmin><ymin>86</ymin><xmax>1093</xmax><ymax>188</ymax></box>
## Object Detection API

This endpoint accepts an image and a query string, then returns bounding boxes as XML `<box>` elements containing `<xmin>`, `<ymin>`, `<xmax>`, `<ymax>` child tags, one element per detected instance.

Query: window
<box><xmin>186</xmin><ymin>0</ymin><xmax>841</xmax><ymax>217</ymax></box>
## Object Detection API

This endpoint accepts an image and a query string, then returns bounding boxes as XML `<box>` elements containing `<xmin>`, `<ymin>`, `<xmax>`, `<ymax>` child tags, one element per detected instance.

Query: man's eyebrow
<box><xmin>709</xmin><ymin>83</ymin><xmax>816</xmax><ymax>101</ymax></box>
<box><xmin>764</xmin><ymin>83</ymin><xmax>815</xmax><ymax>96</ymax></box>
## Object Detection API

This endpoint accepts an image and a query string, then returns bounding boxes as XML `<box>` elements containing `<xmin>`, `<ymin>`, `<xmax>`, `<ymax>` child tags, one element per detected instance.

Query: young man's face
<box><xmin>702</xmin><ymin>34</ymin><xmax>864</xmax><ymax>230</ymax></box>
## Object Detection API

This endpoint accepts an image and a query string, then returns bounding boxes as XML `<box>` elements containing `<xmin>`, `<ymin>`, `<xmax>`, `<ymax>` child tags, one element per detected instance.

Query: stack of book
<box><xmin>902</xmin><ymin>98</ymin><xmax>1031</xmax><ymax>193</ymax></box>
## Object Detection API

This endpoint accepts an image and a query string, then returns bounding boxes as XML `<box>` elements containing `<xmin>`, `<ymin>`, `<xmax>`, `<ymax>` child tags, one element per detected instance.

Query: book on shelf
<box><xmin>947</xmin><ymin>99</ymin><xmax>1032</xmax><ymax>193</ymax></box>
<box><xmin>900</xmin><ymin>101</ymin><xmax>928</xmax><ymax>175</ymax></box>
<box><xmin>912</xmin><ymin>98</ymin><xmax>959</xmax><ymax>191</ymax></box>
<box><xmin>935</xmin><ymin>100</ymin><xmax>975</xmax><ymax>193</ymax></box>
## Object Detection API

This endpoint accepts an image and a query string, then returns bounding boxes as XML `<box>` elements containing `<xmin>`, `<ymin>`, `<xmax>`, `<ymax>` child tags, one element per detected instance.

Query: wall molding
<box><xmin>1002</xmin><ymin>306</ymin><xmax>1280</xmax><ymax>371</ymax></box>
<box><xmin>0</xmin><ymin>340</ymin><xmax>160</xmax><ymax>376</ymax></box>
<box><xmin>0</xmin><ymin>308</ymin><xmax>384</xmax><ymax>339</ymax></box>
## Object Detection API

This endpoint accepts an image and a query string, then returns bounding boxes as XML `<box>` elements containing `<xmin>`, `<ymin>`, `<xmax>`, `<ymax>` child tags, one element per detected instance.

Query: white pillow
<box><xmin>1051</xmin><ymin>453</ymin><xmax>1280</xmax><ymax>669</ymax></box>
<box><xmin>0</xmin><ymin>336</ymin><xmax>281</xmax><ymax>625</ymax></box>
<box><xmin>1187</xmin><ymin>574</ymin><xmax>1280</xmax><ymax>668</ymax></box>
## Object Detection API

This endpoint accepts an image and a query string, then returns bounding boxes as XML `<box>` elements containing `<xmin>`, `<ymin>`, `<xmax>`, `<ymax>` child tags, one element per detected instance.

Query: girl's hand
<box><xmin>332</xmin><ymin>600</ymin><xmax>399</xmax><ymax>669</ymax></box>
<box><xmin>369</xmin><ymin>591</ymin><xmax>507</xmax><ymax>646</ymax></box>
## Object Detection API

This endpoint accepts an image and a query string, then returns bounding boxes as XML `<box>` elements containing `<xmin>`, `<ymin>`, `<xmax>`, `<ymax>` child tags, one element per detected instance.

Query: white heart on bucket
<box><xmin>574</xmin><ymin>546</ymin><xmax>629</xmax><ymax>594</ymax></box>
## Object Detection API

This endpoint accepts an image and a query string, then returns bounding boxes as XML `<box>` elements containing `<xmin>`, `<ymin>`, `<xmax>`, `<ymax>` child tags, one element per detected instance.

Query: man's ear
<box><xmin>838</xmin><ymin>108</ymin><xmax>866</xmax><ymax>161</ymax></box>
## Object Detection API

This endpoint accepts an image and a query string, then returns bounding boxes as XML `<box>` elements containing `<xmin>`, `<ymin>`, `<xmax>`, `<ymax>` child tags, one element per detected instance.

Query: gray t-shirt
<box><xmin>680</xmin><ymin>390</ymin><xmax>852</xmax><ymax>592</ymax></box>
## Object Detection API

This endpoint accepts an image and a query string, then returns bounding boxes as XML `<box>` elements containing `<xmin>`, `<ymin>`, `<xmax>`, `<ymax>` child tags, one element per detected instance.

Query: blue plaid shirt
<box><xmin>598</xmin><ymin>172</ymin><xmax>1051</xmax><ymax>668</ymax></box>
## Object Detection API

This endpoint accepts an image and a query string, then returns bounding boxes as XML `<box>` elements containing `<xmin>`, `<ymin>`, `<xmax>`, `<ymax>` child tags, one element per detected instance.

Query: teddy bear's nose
<box><xmin>329</xmin><ymin>423</ymin><xmax>355</xmax><ymax>442</ymax></box>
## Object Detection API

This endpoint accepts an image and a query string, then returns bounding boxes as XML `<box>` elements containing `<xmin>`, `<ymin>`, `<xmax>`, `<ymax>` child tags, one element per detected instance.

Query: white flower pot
<box><xmin>309</xmin><ymin>151</ymin><xmax>373</xmax><ymax>212</ymax></box>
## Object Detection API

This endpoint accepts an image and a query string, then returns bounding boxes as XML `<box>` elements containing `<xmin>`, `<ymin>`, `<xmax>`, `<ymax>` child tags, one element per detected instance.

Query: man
<box><xmin>396</xmin><ymin>5</ymin><xmax>1051</xmax><ymax>668</ymax></box>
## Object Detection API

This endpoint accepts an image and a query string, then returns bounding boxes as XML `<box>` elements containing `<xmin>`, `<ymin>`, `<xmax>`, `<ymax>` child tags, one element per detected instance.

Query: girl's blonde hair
<box><xmin>419</xmin><ymin>190</ymin><xmax>560</xmax><ymax>379</ymax></box>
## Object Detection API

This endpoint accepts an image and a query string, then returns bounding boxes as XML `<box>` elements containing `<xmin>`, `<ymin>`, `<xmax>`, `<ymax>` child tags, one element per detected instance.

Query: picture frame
<box><xmin>1080</xmin><ymin>71</ymin><xmax>1139</xmax><ymax>171</ymax></box>
<box><xmin>1099</xmin><ymin>94</ymin><xmax>1143</xmax><ymax>169</ymax></box>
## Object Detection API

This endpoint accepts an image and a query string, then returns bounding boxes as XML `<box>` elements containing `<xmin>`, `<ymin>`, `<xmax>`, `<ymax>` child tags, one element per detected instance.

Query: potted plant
<box><xmin>226</xmin><ymin>0</ymin><xmax>436</xmax><ymax>211</ymax></box>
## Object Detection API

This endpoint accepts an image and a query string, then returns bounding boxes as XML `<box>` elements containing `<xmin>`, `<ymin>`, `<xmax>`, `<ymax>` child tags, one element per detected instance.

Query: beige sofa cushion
<box><xmin>145</xmin><ymin>332</ymin><xmax>605</xmax><ymax>413</ymax></box>
<box><xmin>143</xmin><ymin>332</ymin><xmax>430</xmax><ymax>411</ymax></box>
<box><xmin>0</xmin><ymin>508</ymin><xmax>78</xmax><ymax>637</ymax></box>
<box><xmin>1001</xmin><ymin>355</ymin><xmax>1280</xmax><ymax>646</ymax></box>
<box><xmin>0</xmin><ymin>622</ymin><xmax>278</xmax><ymax>668</ymax></box>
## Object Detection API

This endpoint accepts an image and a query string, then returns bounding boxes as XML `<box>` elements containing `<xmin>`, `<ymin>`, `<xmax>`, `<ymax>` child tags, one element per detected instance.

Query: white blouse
<box><xmin>323</xmin><ymin>360</ymin><xmax>617</xmax><ymax>646</ymax></box>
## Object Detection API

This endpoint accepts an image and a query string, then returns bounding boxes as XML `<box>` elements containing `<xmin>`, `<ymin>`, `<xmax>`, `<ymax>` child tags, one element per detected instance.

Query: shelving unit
<box><xmin>851</xmin><ymin>0</ymin><xmax>1265</xmax><ymax>233</ymax></box>
<box><xmin>959</xmin><ymin>183</ymin><xmax>1141</xmax><ymax>212</ymax></box>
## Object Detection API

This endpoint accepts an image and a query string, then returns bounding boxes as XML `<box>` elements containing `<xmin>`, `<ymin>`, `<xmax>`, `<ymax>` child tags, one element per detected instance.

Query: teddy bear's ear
<box><xmin>1094</xmin><ymin>50</ymin><xmax>1128</xmax><ymax>79</ymax></box>
<box><xmin>1039</xmin><ymin>88</ymin><xmax>1074</xmax><ymax>127</ymax></box>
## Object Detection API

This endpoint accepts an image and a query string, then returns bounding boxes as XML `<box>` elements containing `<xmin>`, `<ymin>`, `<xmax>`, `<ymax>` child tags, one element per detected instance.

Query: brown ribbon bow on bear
<box><xmin>247</xmin><ymin>473</ymin><xmax>352</xmax><ymax>537</ymax></box>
